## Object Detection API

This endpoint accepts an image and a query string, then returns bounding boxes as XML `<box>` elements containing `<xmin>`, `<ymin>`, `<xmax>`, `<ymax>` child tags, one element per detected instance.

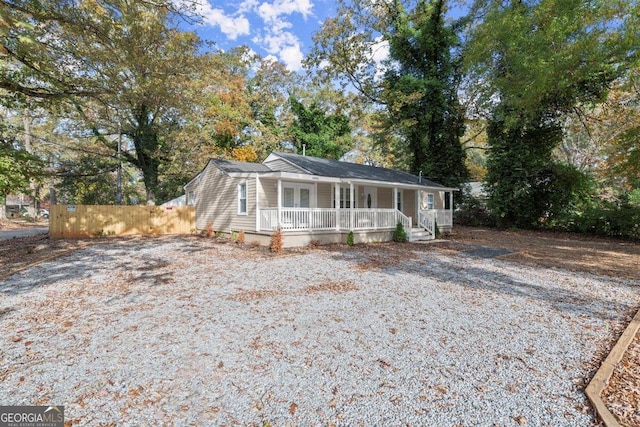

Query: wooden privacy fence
<box><xmin>50</xmin><ymin>205</ymin><xmax>196</xmax><ymax>238</ymax></box>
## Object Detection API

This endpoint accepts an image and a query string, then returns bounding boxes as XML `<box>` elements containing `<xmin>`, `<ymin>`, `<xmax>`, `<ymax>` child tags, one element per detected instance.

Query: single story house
<box><xmin>184</xmin><ymin>152</ymin><xmax>457</xmax><ymax>247</ymax></box>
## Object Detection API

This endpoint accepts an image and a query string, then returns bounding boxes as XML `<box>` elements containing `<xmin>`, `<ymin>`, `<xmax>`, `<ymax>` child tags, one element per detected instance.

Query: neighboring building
<box><xmin>465</xmin><ymin>182</ymin><xmax>488</xmax><ymax>199</ymax></box>
<box><xmin>160</xmin><ymin>195</ymin><xmax>186</xmax><ymax>207</ymax></box>
<box><xmin>184</xmin><ymin>152</ymin><xmax>457</xmax><ymax>247</ymax></box>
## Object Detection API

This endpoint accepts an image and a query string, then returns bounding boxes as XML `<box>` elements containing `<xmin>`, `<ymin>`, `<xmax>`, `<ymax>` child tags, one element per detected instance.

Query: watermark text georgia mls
<box><xmin>0</xmin><ymin>406</ymin><xmax>64</xmax><ymax>427</ymax></box>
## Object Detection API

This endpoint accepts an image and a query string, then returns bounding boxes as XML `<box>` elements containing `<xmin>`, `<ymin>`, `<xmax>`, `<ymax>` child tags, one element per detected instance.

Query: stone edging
<box><xmin>586</xmin><ymin>307</ymin><xmax>640</xmax><ymax>427</ymax></box>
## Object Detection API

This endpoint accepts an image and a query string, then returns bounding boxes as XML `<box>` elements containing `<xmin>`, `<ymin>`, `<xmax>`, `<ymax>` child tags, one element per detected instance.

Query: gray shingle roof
<box><xmin>272</xmin><ymin>152</ymin><xmax>447</xmax><ymax>188</ymax></box>
<box><xmin>211</xmin><ymin>158</ymin><xmax>272</xmax><ymax>173</ymax></box>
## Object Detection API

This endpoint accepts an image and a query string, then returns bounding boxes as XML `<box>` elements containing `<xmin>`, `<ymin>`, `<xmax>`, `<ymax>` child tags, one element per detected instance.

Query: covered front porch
<box><xmin>255</xmin><ymin>177</ymin><xmax>454</xmax><ymax>241</ymax></box>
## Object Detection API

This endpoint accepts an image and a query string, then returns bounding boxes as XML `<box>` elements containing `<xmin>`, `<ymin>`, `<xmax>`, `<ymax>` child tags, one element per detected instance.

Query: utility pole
<box><xmin>116</xmin><ymin>122</ymin><xmax>123</xmax><ymax>205</ymax></box>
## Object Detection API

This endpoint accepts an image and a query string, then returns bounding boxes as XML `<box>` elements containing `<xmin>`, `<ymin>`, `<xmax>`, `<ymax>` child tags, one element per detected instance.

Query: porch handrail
<box><xmin>395</xmin><ymin>209</ymin><xmax>412</xmax><ymax>234</ymax></box>
<box><xmin>418</xmin><ymin>210</ymin><xmax>435</xmax><ymax>236</ymax></box>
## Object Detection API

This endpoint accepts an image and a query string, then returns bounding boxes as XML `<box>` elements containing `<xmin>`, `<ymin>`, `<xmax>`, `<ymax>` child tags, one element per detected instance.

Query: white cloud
<box><xmin>370</xmin><ymin>36</ymin><xmax>390</xmax><ymax>80</ymax></box>
<box><xmin>257</xmin><ymin>0</ymin><xmax>313</xmax><ymax>23</ymax></box>
<box><xmin>194</xmin><ymin>0</ymin><xmax>312</xmax><ymax>72</ymax></box>
<box><xmin>196</xmin><ymin>2</ymin><xmax>250</xmax><ymax>40</ymax></box>
<box><xmin>260</xmin><ymin>31</ymin><xmax>304</xmax><ymax>71</ymax></box>
<box><xmin>279</xmin><ymin>44</ymin><xmax>304</xmax><ymax>72</ymax></box>
<box><xmin>253</xmin><ymin>0</ymin><xmax>314</xmax><ymax>72</ymax></box>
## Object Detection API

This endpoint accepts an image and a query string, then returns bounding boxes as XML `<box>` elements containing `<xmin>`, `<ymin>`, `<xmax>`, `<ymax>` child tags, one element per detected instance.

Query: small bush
<box><xmin>454</xmin><ymin>195</ymin><xmax>496</xmax><ymax>227</ymax></box>
<box><xmin>561</xmin><ymin>204</ymin><xmax>640</xmax><ymax>240</ymax></box>
<box><xmin>205</xmin><ymin>221</ymin><xmax>214</xmax><ymax>238</ymax></box>
<box><xmin>250</xmin><ymin>240</ymin><xmax>261</xmax><ymax>248</ymax></box>
<box><xmin>270</xmin><ymin>228</ymin><xmax>283</xmax><ymax>253</ymax></box>
<box><xmin>434</xmin><ymin>221</ymin><xmax>440</xmax><ymax>239</ymax></box>
<box><xmin>230</xmin><ymin>231</ymin><xmax>238</xmax><ymax>242</ymax></box>
<box><xmin>346</xmin><ymin>231</ymin><xmax>354</xmax><ymax>246</ymax></box>
<box><xmin>392</xmin><ymin>221</ymin><xmax>407</xmax><ymax>242</ymax></box>
<box><xmin>237</xmin><ymin>230</ymin><xmax>246</xmax><ymax>244</ymax></box>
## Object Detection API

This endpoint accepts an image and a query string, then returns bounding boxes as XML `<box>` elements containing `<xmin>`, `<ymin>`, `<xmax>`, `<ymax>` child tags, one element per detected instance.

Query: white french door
<box><xmin>282</xmin><ymin>183</ymin><xmax>313</xmax><ymax>228</ymax></box>
<box><xmin>282</xmin><ymin>183</ymin><xmax>312</xmax><ymax>208</ymax></box>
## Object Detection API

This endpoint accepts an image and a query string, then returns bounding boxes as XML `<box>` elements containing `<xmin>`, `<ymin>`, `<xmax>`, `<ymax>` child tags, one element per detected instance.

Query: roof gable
<box><xmin>269</xmin><ymin>152</ymin><xmax>446</xmax><ymax>188</ymax></box>
<box><xmin>211</xmin><ymin>158</ymin><xmax>272</xmax><ymax>174</ymax></box>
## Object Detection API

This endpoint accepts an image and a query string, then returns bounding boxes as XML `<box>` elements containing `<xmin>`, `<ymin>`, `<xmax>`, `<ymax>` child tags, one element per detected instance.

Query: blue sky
<box><xmin>184</xmin><ymin>0</ymin><xmax>337</xmax><ymax>72</ymax></box>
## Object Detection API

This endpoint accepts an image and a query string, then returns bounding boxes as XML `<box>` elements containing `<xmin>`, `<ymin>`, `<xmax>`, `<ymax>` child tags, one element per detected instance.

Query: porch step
<box><xmin>409</xmin><ymin>227</ymin><xmax>434</xmax><ymax>242</ymax></box>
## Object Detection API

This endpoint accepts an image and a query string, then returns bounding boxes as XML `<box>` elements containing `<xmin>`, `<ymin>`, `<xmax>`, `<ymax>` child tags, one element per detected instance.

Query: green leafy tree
<box><xmin>466</xmin><ymin>0</ymin><xmax>640</xmax><ymax>228</ymax></box>
<box><xmin>381</xmin><ymin>0</ymin><xmax>468</xmax><ymax>187</ymax></box>
<box><xmin>0</xmin><ymin>143</ymin><xmax>45</xmax><ymax>217</ymax></box>
<box><xmin>1</xmin><ymin>0</ymin><xmax>204</xmax><ymax>205</ymax></box>
<box><xmin>288</xmin><ymin>95</ymin><xmax>352</xmax><ymax>159</ymax></box>
<box><xmin>307</xmin><ymin>0</ymin><xmax>468</xmax><ymax>184</ymax></box>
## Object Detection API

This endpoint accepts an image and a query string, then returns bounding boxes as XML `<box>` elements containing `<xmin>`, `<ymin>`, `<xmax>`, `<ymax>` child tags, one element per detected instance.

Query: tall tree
<box><xmin>465</xmin><ymin>0</ymin><xmax>639</xmax><ymax>227</ymax></box>
<box><xmin>381</xmin><ymin>0</ymin><xmax>467</xmax><ymax>186</ymax></box>
<box><xmin>1</xmin><ymin>0</ymin><xmax>203</xmax><ymax>204</ymax></box>
<box><xmin>307</xmin><ymin>0</ymin><xmax>468</xmax><ymax>184</ymax></box>
<box><xmin>0</xmin><ymin>113</ymin><xmax>45</xmax><ymax>218</ymax></box>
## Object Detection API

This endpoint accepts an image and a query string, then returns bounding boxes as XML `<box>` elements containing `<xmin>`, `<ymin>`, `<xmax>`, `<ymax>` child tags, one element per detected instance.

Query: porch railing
<box><xmin>418</xmin><ymin>209</ymin><xmax>453</xmax><ymax>227</ymax></box>
<box><xmin>418</xmin><ymin>210</ymin><xmax>436</xmax><ymax>236</ymax></box>
<box><xmin>434</xmin><ymin>209</ymin><xmax>453</xmax><ymax>227</ymax></box>
<box><xmin>259</xmin><ymin>208</ymin><xmax>411</xmax><ymax>232</ymax></box>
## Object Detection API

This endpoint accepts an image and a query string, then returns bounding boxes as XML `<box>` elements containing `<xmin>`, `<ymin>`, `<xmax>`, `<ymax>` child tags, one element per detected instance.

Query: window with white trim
<box><xmin>333</xmin><ymin>186</ymin><xmax>352</xmax><ymax>208</ymax></box>
<box><xmin>238</xmin><ymin>182</ymin><xmax>247</xmax><ymax>215</ymax></box>
<box><xmin>426</xmin><ymin>193</ymin><xmax>435</xmax><ymax>210</ymax></box>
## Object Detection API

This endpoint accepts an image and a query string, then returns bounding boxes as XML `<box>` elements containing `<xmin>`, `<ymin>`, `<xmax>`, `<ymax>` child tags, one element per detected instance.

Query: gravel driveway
<box><xmin>1</xmin><ymin>237</ymin><xmax>638</xmax><ymax>426</ymax></box>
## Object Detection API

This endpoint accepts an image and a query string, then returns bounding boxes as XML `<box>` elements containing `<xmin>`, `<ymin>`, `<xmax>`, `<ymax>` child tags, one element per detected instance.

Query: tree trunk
<box><xmin>22</xmin><ymin>108</ymin><xmax>39</xmax><ymax>218</ymax></box>
<box><xmin>0</xmin><ymin>196</ymin><xmax>6</xmax><ymax>222</ymax></box>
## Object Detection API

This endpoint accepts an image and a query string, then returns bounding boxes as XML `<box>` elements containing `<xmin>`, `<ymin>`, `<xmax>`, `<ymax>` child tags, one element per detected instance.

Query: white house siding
<box><xmin>377</xmin><ymin>187</ymin><xmax>393</xmax><ymax>209</ymax></box>
<box><xmin>195</xmin><ymin>165</ymin><xmax>256</xmax><ymax>232</ymax></box>
<box><xmin>317</xmin><ymin>183</ymin><xmax>332</xmax><ymax>208</ymax></box>
<box><xmin>259</xmin><ymin>178</ymin><xmax>278</xmax><ymax>208</ymax></box>
<box><xmin>263</xmin><ymin>158</ymin><xmax>304</xmax><ymax>173</ymax></box>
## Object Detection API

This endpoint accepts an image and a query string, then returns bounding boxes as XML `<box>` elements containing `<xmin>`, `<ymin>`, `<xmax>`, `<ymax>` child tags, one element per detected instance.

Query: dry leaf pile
<box><xmin>602</xmin><ymin>331</ymin><xmax>640</xmax><ymax>426</ymax></box>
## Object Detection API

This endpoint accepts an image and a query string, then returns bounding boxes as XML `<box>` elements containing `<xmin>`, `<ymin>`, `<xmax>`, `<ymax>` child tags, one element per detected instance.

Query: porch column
<box><xmin>449</xmin><ymin>191</ymin><xmax>454</xmax><ymax>226</ymax></box>
<box><xmin>277</xmin><ymin>179</ymin><xmax>282</xmax><ymax>229</ymax></box>
<box><xmin>349</xmin><ymin>182</ymin><xmax>354</xmax><ymax>230</ymax></box>
<box><xmin>334</xmin><ymin>183</ymin><xmax>340</xmax><ymax>231</ymax></box>
<box><xmin>393</xmin><ymin>187</ymin><xmax>398</xmax><ymax>211</ymax></box>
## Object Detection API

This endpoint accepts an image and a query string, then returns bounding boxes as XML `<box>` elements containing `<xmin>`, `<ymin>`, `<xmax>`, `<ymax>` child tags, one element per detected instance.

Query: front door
<box><xmin>363</xmin><ymin>186</ymin><xmax>377</xmax><ymax>209</ymax></box>
<box><xmin>282</xmin><ymin>183</ymin><xmax>313</xmax><ymax>228</ymax></box>
<box><xmin>283</xmin><ymin>184</ymin><xmax>312</xmax><ymax>208</ymax></box>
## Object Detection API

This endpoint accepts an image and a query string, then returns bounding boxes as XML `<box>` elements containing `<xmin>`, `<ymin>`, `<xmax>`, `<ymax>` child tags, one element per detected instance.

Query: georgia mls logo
<box><xmin>0</xmin><ymin>405</ymin><xmax>64</xmax><ymax>427</ymax></box>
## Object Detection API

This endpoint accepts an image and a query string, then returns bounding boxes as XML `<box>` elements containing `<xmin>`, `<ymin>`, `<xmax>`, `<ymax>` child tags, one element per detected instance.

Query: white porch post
<box><xmin>349</xmin><ymin>182</ymin><xmax>354</xmax><ymax>230</ymax></box>
<box><xmin>277</xmin><ymin>179</ymin><xmax>282</xmax><ymax>229</ymax></box>
<box><xmin>334</xmin><ymin>183</ymin><xmax>340</xmax><ymax>231</ymax></box>
<box><xmin>449</xmin><ymin>191</ymin><xmax>454</xmax><ymax>226</ymax></box>
<box><xmin>393</xmin><ymin>187</ymin><xmax>398</xmax><ymax>211</ymax></box>
<box><xmin>449</xmin><ymin>191</ymin><xmax>453</xmax><ymax>225</ymax></box>
<box><xmin>255</xmin><ymin>175</ymin><xmax>260</xmax><ymax>232</ymax></box>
